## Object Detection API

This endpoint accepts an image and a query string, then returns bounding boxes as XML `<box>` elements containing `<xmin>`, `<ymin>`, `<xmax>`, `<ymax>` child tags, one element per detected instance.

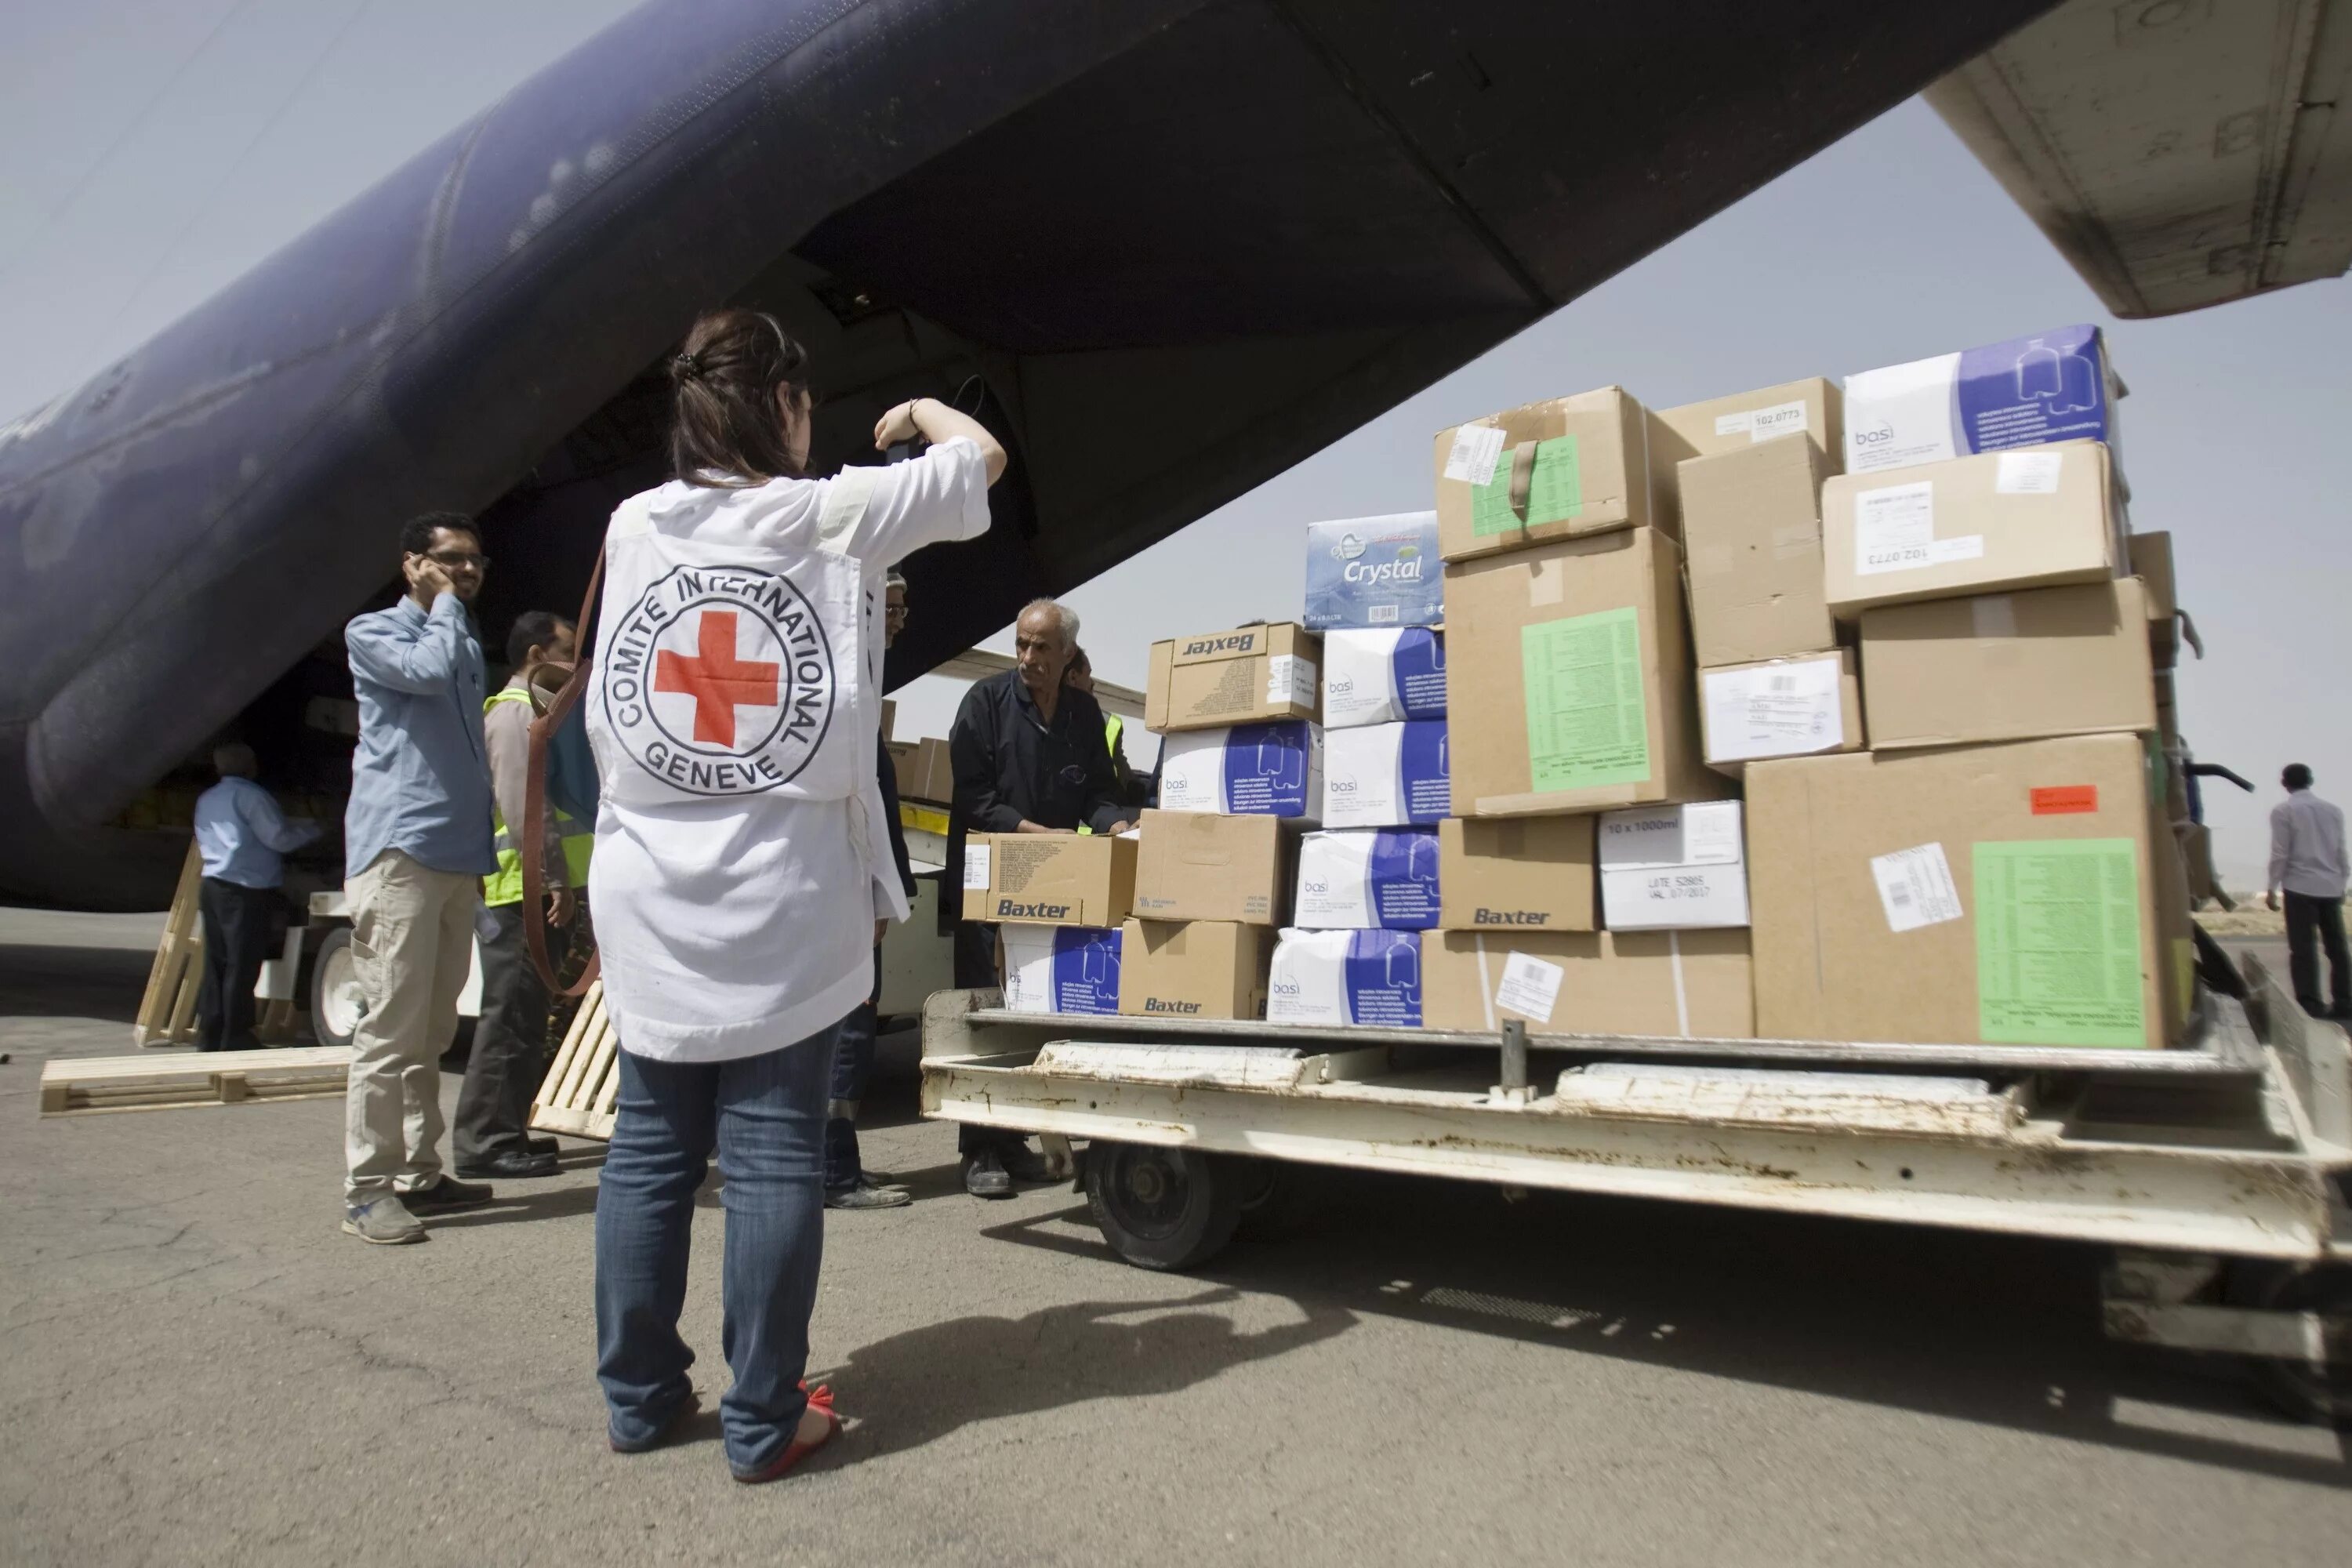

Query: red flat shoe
<box><xmin>730</xmin><ymin>1382</ymin><xmax>841</xmax><ymax>1485</ymax></box>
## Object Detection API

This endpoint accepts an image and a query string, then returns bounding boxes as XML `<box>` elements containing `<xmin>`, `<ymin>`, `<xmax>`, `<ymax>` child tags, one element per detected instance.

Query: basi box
<box><xmin>1443</xmin><ymin>529</ymin><xmax>1727</xmax><ymax>818</ymax></box>
<box><xmin>1657</xmin><ymin>376</ymin><xmax>1843</xmax><ymax>466</ymax></box>
<box><xmin>1322</xmin><ymin>627</ymin><xmax>1446</xmax><ymax>728</ymax></box>
<box><xmin>1598</xmin><ymin>802</ymin><xmax>1750</xmax><ymax>931</ymax></box>
<box><xmin>1747</xmin><ymin>734</ymin><xmax>2189</xmax><ymax>1050</ymax></box>
<box><xmin>1437</xmin><ymin>815</ymin><xmax>1597</xmax><ymax>932</ymax></box>
<box><xmin>1860</xmin><ymin>578</ymin><xmax>2155</xmax><ymax>750</ymax></box>
<box><xmin>1267</xmin><ymin>928</ymin><xmax>1422</xmax><ymax>1027</ymax></box>
<box><xmin>1294</xmin><ymin>829</ymin><xmax>1440</xmax><ymax>931</ymax></box>
<box><xmin>889</xmin><ymin>737</ymin><xmax>954</xmax><ymax>805</ymax></box>
<box><xmin>1146</xmin><ymin>622</ymin><xmax>1319</xmax><ymax>732</ymax></box>
<box><xmin>1116</xmin><ymin>920</ymin><xmax>1272</xmax><ymax>1019</ymax></box>
<box><xmin>1323</xmin><ymin>720</ymin><xmax>1449</xmax><ymax>828</ymax></box>
<box><xmin>1679</xmin><ymin>434</ymin><xmax>1837</xmax><ymax>666</ymax></box>
<box><xmin>1700</xmin><ymin>651</ymin><xmax>1864</xmax><ymax>777</ymax></box>
<box><xmin>1423</xmin><ymin>929</ymin><xmax>1753</xmax><ymax>1037</ymax></box>
<box><xmin>961</xmin><ymin>833</ymin><xmax>1137</xmax><ymax>926</ymax></box>
<box><xmin>1843</xmin><ymin>325</ymin><xmax>2122</xmax><ymax>477</ymax></box>
<box><xmin>1432</xmin><ymin>387</ymin><xmax>1676</xmax><ymax>563</ymax></box>
<box><xmin>1822</xmin><ymin>441</ymin><xmax>2121</xmax><ymax>618</ymax></box>
<box><xmin>1131</xmin><ymin>809</ymin><xmax>1290</xmax><ymax>925</ymax></box>
<box><xmin>999</xmin><ymin>924</ymin><xmax>1122</xmax><ymax>1014</ymax></box>
<box><xmin>1304</xmin><ymin>512</ymin><xmax>1443</xmax><ymax>630</ymax></box>
<box><xmin>1156</xmin><ymin>721</ymin><xmax>1323</xmax><ymax>819</ymax></box>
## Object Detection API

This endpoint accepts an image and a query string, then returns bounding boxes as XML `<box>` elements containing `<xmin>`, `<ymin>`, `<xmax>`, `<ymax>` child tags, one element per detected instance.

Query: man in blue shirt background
<box><xmin>339</xmin><ymin>512</ymin><xmax>502</xmax><ymax>1245</ymax></box>
<box><xmin>191</xmin><ymin>742</ymin><xmax>321</xmax><ymax>1051</ymax></box>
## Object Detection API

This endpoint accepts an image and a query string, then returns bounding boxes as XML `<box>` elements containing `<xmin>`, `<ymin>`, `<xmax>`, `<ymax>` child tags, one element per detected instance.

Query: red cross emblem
<box><xmin>653</xmin><ymin>610</ymin><xmax>780</xmax><ymax>747</ymax></box>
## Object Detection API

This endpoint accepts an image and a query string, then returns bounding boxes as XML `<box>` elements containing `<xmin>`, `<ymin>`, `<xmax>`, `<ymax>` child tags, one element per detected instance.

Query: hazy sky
<box><xmin>3</xmin><ymin>0</ymin><xmax>2344</xmax><ymax>886</ymax></box>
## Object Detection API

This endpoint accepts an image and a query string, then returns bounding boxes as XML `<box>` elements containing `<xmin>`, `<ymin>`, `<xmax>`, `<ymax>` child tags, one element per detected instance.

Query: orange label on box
<box><xmin>2031</xmin><ymin>786</ymin><xmax>2099</xmax><ymax>815</ymax></box>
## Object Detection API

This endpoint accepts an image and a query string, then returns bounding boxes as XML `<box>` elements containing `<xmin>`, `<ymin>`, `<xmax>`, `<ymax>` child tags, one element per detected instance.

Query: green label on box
<box><xmin>1471</xmin><ymin>435</ymin><xmax>1582</xmax><ymax>537</ymax></box>
<box><xmin>1973</xmin><ymin>838</ymin><xmax>2145</xmax><ymax>1047</ymax></box>
<box><xmin>1520</xmin><ymin>605</ymin><xmax>1650</xmax><ymax>793</ymax></box>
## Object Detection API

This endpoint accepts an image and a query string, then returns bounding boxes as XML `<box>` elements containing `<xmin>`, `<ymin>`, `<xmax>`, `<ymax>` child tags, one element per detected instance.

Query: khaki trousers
<box><xmin>344</xmin><ymin>850</ymin><xmax>478</xmax><ymax>1199</ymax></box>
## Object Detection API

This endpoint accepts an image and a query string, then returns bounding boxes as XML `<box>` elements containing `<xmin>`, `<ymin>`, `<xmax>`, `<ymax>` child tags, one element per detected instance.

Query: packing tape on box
<box><xmin>1527</xmin><ymin>557</ymin><xmax>1566</xmax><ymax>608</ymax></box>
<box><xmin>1670</xmin><ymin>929</ymin><xmax>1689</xmax><ymax>1039</ymax></box>
<box><xmin>1475</xmin><ymin>935</ymin><xmax>1497</xmax><ymax>1033</ymax></box>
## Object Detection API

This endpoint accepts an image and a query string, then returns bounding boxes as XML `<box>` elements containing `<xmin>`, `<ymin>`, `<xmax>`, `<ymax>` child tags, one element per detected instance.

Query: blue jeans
<box><xmin>594</xmin><ymin>1024</ymin><xmax>837</xmax><ymax>1475</ymax></box>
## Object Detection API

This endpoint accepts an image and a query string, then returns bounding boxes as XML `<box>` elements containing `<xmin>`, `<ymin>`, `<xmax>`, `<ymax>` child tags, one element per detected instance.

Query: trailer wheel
<box><xmin>1083</xmin><ymin>1143</ymin><xmax>1241</xmax><ymax>1272</ymax></box>
<box><xmin>1229</xmin><ymin>1156</ymin><xmax>1323</xmax><ymax>1243</ymax></box>
<box><xmin>2224</xmin><ymin>1260</ymin><xmax>2351</xmax><ymax>1428</ymax></box>
<box><xmin>310</xmin><ymin>927</ymin><xmax>366</xmax><ymax>1050</ymax></box>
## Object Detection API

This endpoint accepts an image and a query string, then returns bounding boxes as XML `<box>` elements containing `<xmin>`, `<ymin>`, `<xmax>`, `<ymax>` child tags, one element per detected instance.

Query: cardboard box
<box><xmin>1322</xmin><ymin>627</ymin><xmax>1446</xmax><ymax>728</ymax></box>
<box><xmin>1146</xmin><ymin>622</ymin><xmax>1320</xmax><ymax>732</ymax></box>
<box><xmin>1323</xmin><ymin>720</ymin><xmax>1450</xmax><ymax>828</ymax></box>
<box><xmin>1657</xmin><ymin>376</ymin><xmax>1844</xmax><ymax>467</ymax></box>
<box><xmin>1304</xmin><ymin>512</ymin><xmax>1443</xmax><ymax>630</ymax></box>
<box><xmin>999</xmin><ymin>924</ymin><xmax>1123</xmax><ymax>1015</ymax></box>
<box><xmin>1131</xmin><ymin>809</ymin><xmax>1290</xmax><ymax>925</ymax></box>
<box><xmin>1822</xmin><ymin>441</ymin><xmax>2121</xmax><ymax>618</ymax></box>
<box><xmin>881</xmin><ymin>699</ymin><xmax>896</xmax><ymax>743</ymax></box>
<box><xmin>1437</xmin><ymin>815</ymin><xmax>1597</xmax><ymax>932</ymax></box>
<box><xmin>961</xmin><ymin>833</ymin><xmax>1137</xmax><ymax>926</ymax></box>
<box><xmin>1156</xmin><ymin>721</ymin><xmax>1323</xmax><ymax>819</ymax></box>
<box><xmin>890</xmin><ymin>737</ymin><xmax>955</xmax><ymax>805</ymax></box>
<box><xmin>1843</xmin><ymin>325</ymin><xmax>2122</xmax><ymax>476</ymax></box>
<box><xmin>1443</xmin><ymin>528</ymin><xmax>1728</xmax><ymax>817</ymax></box>
<box><xmin>1432</xmin><ymin>387</ymin><xmax>1677</xmax><ymax>564</ymax></box>
<box><xmin>1599</xmin><ymin>802</ymin><xmax>1750</xmax><ymax>930</ymax></box>
<box><xmin>1423</xmin><ymin>929</ymin><xmax>1753</xmax><ymax>1037</ymax></box>
<box><xmin>1860</xmin><ymin>578</ymin><xmax>2156</xmax><ymax>750</ymax></box>
<box><xmin>1747</xmin><ymin>735</ymin><xmax>2186</xmax><ymax>1049</ymax></box>
<box><xmin>1700</xmin><ymin>652</ymin><xmax>1864</xmax><ymax>776</ymax></box>
<box><xmin>1266</xmin><ymin>928</ymin><xmax>1422</xmax><ymax>1027</ymax></box>
<box><xmin>1294</xmin><ymin>829</ymin><xmax>1440</xmax><ymax>930</ymax></box>
<box><xmin>1116</xmin><ymin>920</ymin><xmax>1271</xmax><ymax>1019</ymax></box>
<box><xmin>2130</xmin><ymin>530</ymin><xmax>2181</xmax><ymax>670</ymax></box>
<box><xmin>1679</xmin><ymin>435</ymin><xmax>1837</xmax><ymax>666</ymax></box>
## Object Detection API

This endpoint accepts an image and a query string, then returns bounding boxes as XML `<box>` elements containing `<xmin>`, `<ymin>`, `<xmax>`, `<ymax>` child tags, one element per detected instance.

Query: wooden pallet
<box><xmin>41</xmin><ymin>1046</ymin><xmax>351</xmax><ymax>1116</ymax></box>
<box><xmin>132</xmin><ymin>842</ymin><xmax>302</xmax><ymax>1047</ymax></box>
<box><xmin>531</xmin><ymin>982</ymin><xmax>620</xmax><ymax>1141</ymax></box>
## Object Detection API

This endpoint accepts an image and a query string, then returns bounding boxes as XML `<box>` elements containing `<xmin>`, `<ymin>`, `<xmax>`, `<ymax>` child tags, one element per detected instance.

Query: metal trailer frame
<box><xmin>921</xmin><ymin>956</ymin><xmax>2350</xmax><ymax>1419</ymax></box>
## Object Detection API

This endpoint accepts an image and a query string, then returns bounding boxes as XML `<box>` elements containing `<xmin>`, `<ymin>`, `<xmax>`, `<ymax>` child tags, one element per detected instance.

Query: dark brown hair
<box><xmin>667</xmin><ymin>308</ymin><xmax>811</xmax><ymax>487</ymax></box>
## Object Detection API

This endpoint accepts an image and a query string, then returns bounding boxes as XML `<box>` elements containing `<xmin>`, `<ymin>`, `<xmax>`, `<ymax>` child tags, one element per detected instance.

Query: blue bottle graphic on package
<box><xmin>1296</xmin><ymin>828</ymin><xmax>1439</xmax><ymax>929</ymax></box>
<box><xmin>1341</xmin><ymin>931</ymin><xmax>1421</xmax><ymax>1026</ymax></box>
<box><xmin>1048</xmin><ymin>927</ymin><xmax>1121</xmax><ymax>1014</ymax></box>
<box><xmin>1846</xmin><ymin>324</ymin><xmax>2116</xmax><ymax>474</ymax></box>
<box><xmin>1322</xmin><ymin>628</ymin><xmax>1446</xmax><ymax>728</ymax></box>
<box><xmin>1324</xmin><ymin>719</ymin><xmax>1449</xmax><ymax>827</ymax></box>
<box><xmin>1160</xmin><ymin>720</ymin><xmax>1319</xmax><ymax>817</ymax></box>
<box><xmin>1304</xmin><ymin>513</ymin><xmax>1443</xmax><ymax>630</ymax></box>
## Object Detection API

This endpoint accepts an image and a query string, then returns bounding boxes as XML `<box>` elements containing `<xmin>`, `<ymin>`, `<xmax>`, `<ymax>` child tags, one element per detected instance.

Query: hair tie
<box><xmin>672</xmin><ymin>350</ymin><xmax>702</xmax><ymax>380</ymax></box>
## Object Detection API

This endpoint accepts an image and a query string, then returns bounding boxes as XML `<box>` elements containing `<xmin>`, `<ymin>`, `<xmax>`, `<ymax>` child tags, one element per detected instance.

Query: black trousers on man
<box><xmin>195</xmin><ymin>877</ymin><xmax>280</xmax><ymax>1051</ymax></box>
<box><xmin>455</xmin><ymin>900</ymin><xmax>554</xmax><ymax>1163</ymax></box>
<box><xmin>2283</xmin><ymin>891</ymin><xmax>2352</xmax><ymax>1018</ymax></box>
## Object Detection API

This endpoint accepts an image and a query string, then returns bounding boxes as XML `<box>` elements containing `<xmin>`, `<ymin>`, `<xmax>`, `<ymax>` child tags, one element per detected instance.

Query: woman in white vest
<box><xmin>586</xmin><ymin>307</ymin><xmax>1004</xmax><ymax>1483</ymax></box>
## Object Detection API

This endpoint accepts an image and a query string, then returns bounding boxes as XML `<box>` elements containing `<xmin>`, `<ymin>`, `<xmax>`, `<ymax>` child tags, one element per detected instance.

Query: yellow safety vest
<box><xmin>1105</xmin><ymin>713</ymin><xmax>1123</xmax><ymax>757</ymax></box>
<box><xmin>482</xmin><ymin>686</ymin><xmax>593</xmax><ymax>906</ymax></box>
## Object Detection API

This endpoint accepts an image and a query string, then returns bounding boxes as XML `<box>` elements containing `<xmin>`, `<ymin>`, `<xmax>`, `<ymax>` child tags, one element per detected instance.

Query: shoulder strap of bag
<box><xmin>521</xmin><ymin>543</ymin><xmax>607</xmax><ymax>997</ymax></box>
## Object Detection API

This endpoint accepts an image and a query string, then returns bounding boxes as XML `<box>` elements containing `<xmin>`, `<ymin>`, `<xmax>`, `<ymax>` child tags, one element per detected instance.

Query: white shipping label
<box><xmin>962</xmin><ymin>844</ymin><xmax>993</xmax><ymax>891</ymax></box>
<box><xmin>1994</xmin><ymin>450</ymin><xmax>2063</xmax><ymax>495</ymax></box>
<box><xmin>1680</xmin><ymin>801</ymin><xmax>1744</xmax><ymax>866</ymax></box>
<box><xmin>1853</xmin><ymin>481</ymin><xmax>1936</xmax><ymax>575</ymax></box>
<box><xmin>1443</xmin><ymin>424</ymin><xmax>1506</xmax><ymax>486</ymax></box>
<box><xmin>1870</xmin><ymin>843</ymin><xmax>1964</xmax><ymax>934</ymax></box>
<box><xmin>1264</xmin><ymin>654</ymin><xmax>1318</xmax><ymax>708</ymax></box>
<box><xmin>1716</xmin><ymin>398</ymin><xmax>1809</xmax><ymax>444</ymax></box>
<box><xmin>1703</xmin><ymin>659</ymin><xmax>1844</xmax><ymax>764</ymax></box>
<box><xmin>1494</xmin><ymin>952</ymin><xmax>1564</xmax><ymax>1024</ymax></box>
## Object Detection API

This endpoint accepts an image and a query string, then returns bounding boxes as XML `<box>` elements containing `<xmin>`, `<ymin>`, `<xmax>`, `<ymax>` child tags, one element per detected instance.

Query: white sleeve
<box><xmin>833</xmin><ymin>437</ymin><xmax>993</xmax><ymax>566</ymax></box>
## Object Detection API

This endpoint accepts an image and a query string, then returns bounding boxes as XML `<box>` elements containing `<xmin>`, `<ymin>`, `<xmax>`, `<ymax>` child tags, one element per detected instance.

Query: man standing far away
<box><xmin>2267</xmin><ymin>763</ymin><xmax>2350</xmax><ymax>1021</ymax></box>
<box><xmin>453</xmin><ymin>611</ymin><xmax>589</xmax><ymax>1181</ymax></box>
<box><xmin>191</xmin><ymin>742</ymin><xmax>321</xmax><ymax>1051</ymax></box>
<box><xmin>947</xmin><ymin>597</ymin><xmax>1136</xmax><ymax>1197</ymax></box>
<box><xmin>339</xmin><ymin>512</ymin><xmax>502</xmax><ymax>1244</ymax></box>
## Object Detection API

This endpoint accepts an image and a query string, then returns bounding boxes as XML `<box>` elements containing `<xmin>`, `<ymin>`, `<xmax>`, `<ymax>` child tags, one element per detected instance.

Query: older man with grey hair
<box><xmin>946</xmin><ymin>596</ymin><xmax>1134</xmax><ymax>1196</ymax></box>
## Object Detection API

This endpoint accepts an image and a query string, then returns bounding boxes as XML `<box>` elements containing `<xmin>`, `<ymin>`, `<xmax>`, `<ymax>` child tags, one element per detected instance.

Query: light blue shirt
<box><xmin>194</xmin><ymin>775</ymin><xmax>321</xmax><ymax>889</ymax></box>
<box><xmin>343</xmin><ymin>593</ymin><xmax>496</xmax><ymax>880</ymax></box>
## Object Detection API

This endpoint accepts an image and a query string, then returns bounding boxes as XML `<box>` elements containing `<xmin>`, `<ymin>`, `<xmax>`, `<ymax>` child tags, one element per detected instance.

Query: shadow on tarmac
<box><xmin>0</xmin><ymin>943</ymin><xmax>152</xmax><ymax>1022</ymax></box>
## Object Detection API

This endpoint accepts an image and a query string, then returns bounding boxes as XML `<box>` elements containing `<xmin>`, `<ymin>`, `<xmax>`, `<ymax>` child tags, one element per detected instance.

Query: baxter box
<box><xmin>1599</xmin><ymin>802</ymin><xmax>1750</xmax><ymax>931</ymax></box>
<box><xmin>1443</xmin><ymin>528</ymin><xmax>1727</xmax><ymax>818</ymax></box>
<box><xmin>998</xmin><ymin>924</ymin><xmax>1123</xmax><ymax>1015</ymax></box>
<box><xmin>889</xmin><ymin>737</ymin><xmax>955</xmax><ymax>805</ymax></box>
<box><xmin>1432</xmin><ymin>387</ymin><xmax>1679</xmax><ymax>563</ymax></box>
<box><xmin>1131</xmin><ymin>809</ymin><xmax>1290</xmax><ymax>925</ymax></box>
<box><xmin>1679</xmin><ymin>435</ymin><xmax>1837</xmax><ymax>666</ymax></box>
<box><xmin>1156</xmin><ymin>721</ymin><xmax>1323</xmax><ymax>819</ymax></box>
<box><xmin>1700</xmin><ymin>651</ymin><xmax>1865</xmax><ymax>777</ymax></box>
<box><xmin>1860</xmin><ymin>578</ymin><xmax>2155</xmax><ymax>750</ymax></box>
<box><xmin>1294</xmin><ymin>829</ymin><xmax>1440</xmax><ymax>931</ymax></box>
<box><xmin>1843</xmin><ymin>325</ymin><xmax>2122</xmax><ymax>477</ymax></box>
<box><xmin>1304</xmin><ymin>512</ymin><xmax>1443</xmax><ymax>630</ymax></box>
<box><xmin>1146</xmin><ymin>622</ymin><xmax>1319</xmax><ymax>733</ymax></box>
<box><xmin>1438</xmin><ymin>815</ymin><xmax>1597</xmax><ymax>932</ymax></box>
<box><xmin>1266</xmin><ymin>928</ymin><xmax>1422</xmax><ymax>1027</ymax></box>
<box><xmin>2129</xmin><ymin>531</ymin><xmax>2183</xmax><ymax>670</ymax></box>
<box><xmin>1747</xmin><ymin>735</ymin><xmax>2191</xmax><ymax>1050</ymax></box>
<box><xmin>1116</xmin><ymin>920</ymin><xmax>1272</xmax><ymax>1019</ymax></box>
<box><xmin>1423</xmin><ymin>929</ymin><xmax>1753</xmax><ymax>1037</ymax></box>
<box><xmin>1322</xmin><ymin>720</ymin><xmax>1450</xmax><ymax>828</ymax></box>
<box><xmin>1322</xmin><ymin>627</ymin><xmax>1446</xmax><ymax>728</ymax></box>
<box><xmin>961</xmin><ymin>833</ymin><xmax>1137</xmax><ymax>926</ymax></box>
<box><xmin>1822</xmin><ymin>441</ymin><xmax>2122</xmax><ymax>618</ymax></box>
<box><xmin>1657</xmin><ymin>376</ymin><xmax>1844</xmax><ymax>468</ymax></box>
